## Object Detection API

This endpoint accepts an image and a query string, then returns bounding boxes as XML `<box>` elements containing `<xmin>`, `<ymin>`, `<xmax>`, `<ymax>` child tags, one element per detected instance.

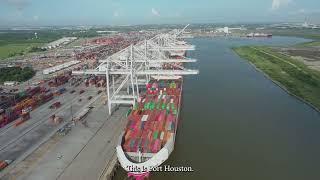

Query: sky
<box><xmin>0</xmin><ymin>0</ymin><xmax>319</xmax><ymax>26</ymax></box>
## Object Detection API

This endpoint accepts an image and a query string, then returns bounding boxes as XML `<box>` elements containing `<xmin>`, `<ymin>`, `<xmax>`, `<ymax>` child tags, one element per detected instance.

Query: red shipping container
<box><xmin>149</xmin><ymin>140</ymin><xmax>155</xmax><ymax>152</ymax></box>
<box><xmin>123</xmin><ymin>139</ymin><xmax>131</xmax><ymax>151</ymax></box>
<box><xmin>135</xmin><ymin>121</ymin><xmax>141</xmax><ymax>131</ymax></box>
<box><xmin>125</xmin><ymin>130</ymin><xmax>132</xmax><ymax>141</ymax></box>
<box><xmin>152</xmin><ymin>139</ymin><xmax>161</xmax><ymax>153</ymax></box>
<box><xmin>158</xmin><ymin>119</ymin><xmax>165</xmax><ymax>131</ymax></box>
<box><xmin>147</xmin><ymin>131</ymin><xmax>152</xmax><ymax>140</ymax></box>
<box><xmin>141</xmin><ymin>138</ymin><xmax>148</xmax><ymax>153</ymax></box>
<box><xmin>141</xmin><ymin>130</ymin><xmax>148</xmax><ymax>139</ymax></box>
<box><xmin>167</xmin><ymin>114</ymin><xmax>175</xmax><ymax>122</ymax></box>
<box><xmin>129</xmin><ymin>120</ymin><xmax>136</xmax><ymax>130</ymax></box>
<box><xmin>132</xmin><ymin>138</ymin><xmax>140</xmax><ymax>152</ymax></box>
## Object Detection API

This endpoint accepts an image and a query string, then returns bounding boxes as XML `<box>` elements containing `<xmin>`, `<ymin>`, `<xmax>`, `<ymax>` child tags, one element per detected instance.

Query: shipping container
<box><xmin>120</xmin><ymin>80</ymin><xmax>181</xmax><ymax>153</ymax></box>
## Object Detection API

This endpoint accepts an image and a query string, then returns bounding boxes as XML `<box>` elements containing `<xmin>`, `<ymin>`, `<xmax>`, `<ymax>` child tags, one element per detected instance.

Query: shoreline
<box><xmin>232</xmin><ymin>49</ymin><xmax>320</xmax><ymax>114</ymax></box>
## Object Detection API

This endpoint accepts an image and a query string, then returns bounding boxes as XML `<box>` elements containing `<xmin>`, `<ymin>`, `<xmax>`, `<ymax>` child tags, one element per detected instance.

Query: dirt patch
<box><xmin>275</xmin><ymin>47</ymin><xmax>320</xmax><ymax>71</ymax></box>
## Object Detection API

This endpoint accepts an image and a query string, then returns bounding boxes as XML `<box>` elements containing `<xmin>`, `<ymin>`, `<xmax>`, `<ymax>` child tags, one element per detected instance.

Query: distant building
<box><xmin>3</xmin><ymin>81</ymin><xmax>19</xmax><ymax>86</ymax></box>
<box><xmin>215</xmin><ymin>26</ymin><xmax>245</xmax><ymax>34</ymax></box>
<box><xmin>43</xmin><ymin>60</ymin><xmax>80</xmax><ymax>75</ymax></box>
<box><xmin>42</xmin><ymin>37</ymin><xmax>77</xmax><ymax>50</ymax></box>
<box><xmin>96</xmin><ymin>30</ymin><xmax>118</xmax><ymax>34</ymax></box>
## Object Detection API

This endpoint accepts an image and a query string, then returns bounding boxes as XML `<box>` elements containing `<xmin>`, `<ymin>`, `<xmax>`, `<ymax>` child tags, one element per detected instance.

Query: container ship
<box><xmin>246</xmin><ymin>32</ymin><xmax>272</xmax><ymax>38</ymax></box>
<box><xmin>70</xmin><ymin>25</ymin><xmax>198</xmax><ymax>179</ymax></box>
<box><xmin>117</xmin><ymin>55</ymin><xmax>186</xmax><ymax>179</ymax></box>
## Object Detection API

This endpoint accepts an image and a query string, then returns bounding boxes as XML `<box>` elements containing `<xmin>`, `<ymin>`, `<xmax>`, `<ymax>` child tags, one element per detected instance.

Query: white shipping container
<box><xmin>141</xmin><ymin>115</ymin><xmax>148</xmax><ymax>122</ymax></box>
<box><xmin>160</xmin><ymin>132</ymin><xmax>164</xmax><ymax>140</ymax></box>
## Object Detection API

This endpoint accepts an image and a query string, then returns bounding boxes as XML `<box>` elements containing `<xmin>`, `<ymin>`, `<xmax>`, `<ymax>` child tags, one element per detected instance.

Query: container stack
<box><xmin>84</xmin><ymin>76</ymin><xmax>106</xmax><ymax>87</ymax></box>
<box><xmin>0</xmin><ymin>86</ymin><xmax>54</xmax><ymax>128</ymax></box>
<box><xmin>53</xmin><ymin>87</ymin><xmax>66</xmax><ymax>96</ymax></box>
<box><xmin>0</xmin><ymin>70</ymin><xmax>74</xmax><ymax>129</ymax></box>
<box><xmin>122</xmin><ymin>80</ymin><xmax>180</xmax><ymax>153</ymax></box>
<box><xmin>48</xmin><ymin>75</ymin><xmax>70</xmax><ymax>87</ymax></box>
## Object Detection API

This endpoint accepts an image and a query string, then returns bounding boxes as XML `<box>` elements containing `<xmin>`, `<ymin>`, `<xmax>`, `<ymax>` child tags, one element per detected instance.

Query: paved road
<box><xmin>13</xmin><ymin>103</ymin><xmax>127</xmax><ymax>180</ymax></box>
<box><xmin>0</xmin><ymin>83</ymin><xmax>101</xmax><ymax>161</ymax></box>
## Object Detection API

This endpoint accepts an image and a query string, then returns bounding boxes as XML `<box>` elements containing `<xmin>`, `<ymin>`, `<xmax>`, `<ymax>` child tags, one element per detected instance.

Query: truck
<box><xmin>74</xmin><ymin>108</ymin><xmax>91</xmax><ymax>122</ymax></box>
<box><xmin>14</xmin><ymin>112</ymin><xmax>30</xmax><ymax>127</ymax></box>
<box><xmin>0</xmin><ymin>160</ymin><xmax>12</xmax><ymax>171</ymax></box>
<box><xmin>49</xmin><ymin>114</ymin><xmax>63</xmax><ymax>124</ymax></box>
<box><xmin>54</xmin><ymin>87</ymin><xmax>67</xmax><ymax>96</ymax></box>
<box><xmin>49</xmin><ymin>102</ymin><xmax>61</xmax><ymax>109</ymax></box>
<box><xmin>58</xmin><ymin>124</ymin><xmax>71</xmax><ymax>136</ymax></box>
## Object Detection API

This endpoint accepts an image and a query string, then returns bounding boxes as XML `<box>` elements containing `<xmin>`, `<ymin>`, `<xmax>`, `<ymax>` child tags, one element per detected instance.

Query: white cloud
<box><xmin>151</xmin><ymin>8</ymin><xmax>160</xmax><ymax>16</ymax></box>
<box><xmin>271</xmin><ymin>0</ymin><xmax>292</xmax><ymax>10</ymax></box>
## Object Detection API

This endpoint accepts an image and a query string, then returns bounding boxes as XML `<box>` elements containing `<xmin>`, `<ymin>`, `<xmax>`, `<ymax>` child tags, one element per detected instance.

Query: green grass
<box><xmin>268</xmin><ymin>28</ymin><xmax>320</xmax><ymax>40</ymax></box>
<box><xmin>0</xmin><ymin>28</ymin><xmax>105</xmax><ymax>60</ymax></box>
<box><xmin>0</xmin><ymin>43</ymin><xmax>44</xmax><ymax>59</ymax></box>
<box><xmin>233</xmin><ymin>46</ymin><xmax>320</xmax><ymax>110</ymax></box>
<box><xmin>295</xmin><ymin>41</ymin><xmax>320</xmax><ymax>47</ymax></box>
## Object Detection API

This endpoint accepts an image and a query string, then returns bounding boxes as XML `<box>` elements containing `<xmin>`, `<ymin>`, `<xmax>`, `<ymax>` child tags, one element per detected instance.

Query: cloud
<box><xmin>271</xmin><ymin>0</ymin><xmax>292</xmax><ymax>10</ymax></box>
<box><xmin>1</xmin><ymin>0</ymin><xmax>30</xmax><ymax>11</ymax></box>
<box><xmin>151</xmin><ymin>8</ymin><xmax>160</xmax><ymax>16</ymax></box>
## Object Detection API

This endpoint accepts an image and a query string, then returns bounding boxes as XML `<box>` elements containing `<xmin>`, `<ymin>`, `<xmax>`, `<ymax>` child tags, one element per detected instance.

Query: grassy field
<box><xmin>0</xmin><ymin>31</ymin><xmax>56</xmax><ymax>60</ymax></box>
<box><xmin>296</xmin><ymin>41</ymin><xmax>320</xmax><ymax>47</ymax></box>
<box><xmin>0</xmin><ymin>29</ymin><xmax>101</xmax><ymax>60</ymax></box>
<box><xmin>263</xmin><ymin>28</ymin><xmax>320</xmax><ymax>40</ymax></box>
<box><xmin>233</xmin><ymin>46</ymin><xmax>320</xmax><ymax>110</ymax></box>
<box><xmin>0</xmin><ymin>43</ymin><xmax>45</xmax><ymax>59</ymax></box>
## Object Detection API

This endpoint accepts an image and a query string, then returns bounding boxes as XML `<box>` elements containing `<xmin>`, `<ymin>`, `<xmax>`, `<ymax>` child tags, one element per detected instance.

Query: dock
<box><xmin>1</xmin><ymin>96</ymin><xmax>128</xmax><ymax>180</ymax></box>
<box><xmin>0</xmin><ymin>25</ymin><xmax>198</xmax><ymax>180</ymax></box>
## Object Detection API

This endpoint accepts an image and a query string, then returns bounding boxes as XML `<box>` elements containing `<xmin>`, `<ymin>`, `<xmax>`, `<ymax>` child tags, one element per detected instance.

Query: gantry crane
<box><xmin>72</xmin><ymin>25</ymin><xmax>198</xmax><ymax>114</ymax></box>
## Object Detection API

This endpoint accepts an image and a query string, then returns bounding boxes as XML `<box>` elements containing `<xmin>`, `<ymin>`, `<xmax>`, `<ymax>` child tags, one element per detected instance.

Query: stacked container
<box><xmin>122</xmin><ymin>80</ymin><xmax>180</xmax><ymax>153</ymax></box>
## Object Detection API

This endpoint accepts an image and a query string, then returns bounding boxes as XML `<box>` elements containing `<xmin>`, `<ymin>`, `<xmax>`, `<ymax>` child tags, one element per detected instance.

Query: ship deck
<box><xmin>121</xmin><ymin>79</ymin><xmax>181</xmax><ymax>158</ymax></box>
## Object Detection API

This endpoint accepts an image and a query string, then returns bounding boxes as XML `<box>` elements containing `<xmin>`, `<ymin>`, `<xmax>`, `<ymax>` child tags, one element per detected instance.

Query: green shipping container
<box><xmin>150</xmin><ymin>102</ymin><xmax>155</xmax><ymax>110</ymax></box>
<box><xmin>19</xmin><ymin>91</ymin><xmax>26</xmax><ymax>97</ymax></box>
<box><xmin>166</xmin><ymin>104</ymin><xmax>170</xmax><ymax>111</ymax></box>
<box><xmin>126</xmin><ymin>109</ymin><xmax>132</xmax><ymax>117</ymax></box>
<box><xmin>133</xmin><ymin>104</ymin><xmax>139</xmax><ymax>110</ymax></box>
<box><xmin>161</xmin><ymin>103</ymin><xmax>166</xmax><ymax>110</ymax></box>
<box><xmin>173</xmin><ymin>109</ymin><xmax>177</xmax><ymax>115</ymax></box>
<box><xmin>153</xmin><ymin>131</ymin><xmax>159</xmax><ymax>139</ymax></box>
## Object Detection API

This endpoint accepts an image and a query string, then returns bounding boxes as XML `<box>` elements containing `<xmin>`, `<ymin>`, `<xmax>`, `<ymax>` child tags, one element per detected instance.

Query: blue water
<box><xmin>116</xmin><ymin>36</ymin><xmax>320</xmax><ymax>180</ymax></box>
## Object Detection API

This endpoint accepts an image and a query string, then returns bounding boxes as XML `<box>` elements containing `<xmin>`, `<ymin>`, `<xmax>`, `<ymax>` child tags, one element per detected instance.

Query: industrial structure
<box><xmin>73</xmin><ymin>25</ymin><xmax>199</xmax><ymax>114</ymax></box>
<box><xmin>43</xmin><ymin>60</ymin><xmax>80</xmax><ymax>75</ymax></box>
<box><xmin>72</xmin><ymin>25</ymin><xmax>199</xmax><ymax>179</ymax></box>
<box><xmin>42</xmin><ymin>37</ymin><xmax>77</xmax><ymax>50</ymax></box>
<box><xmin>0</xmin><ymin>25</ymin><xmax>198</xmax><ymax>179</ymax></box>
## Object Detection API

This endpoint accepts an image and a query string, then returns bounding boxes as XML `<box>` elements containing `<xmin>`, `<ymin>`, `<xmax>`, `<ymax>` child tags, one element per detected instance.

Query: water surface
<box><xmin>116</xmin><ymin>36</ymin><xmax>320</xmax><ymax>180</ymax></box>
